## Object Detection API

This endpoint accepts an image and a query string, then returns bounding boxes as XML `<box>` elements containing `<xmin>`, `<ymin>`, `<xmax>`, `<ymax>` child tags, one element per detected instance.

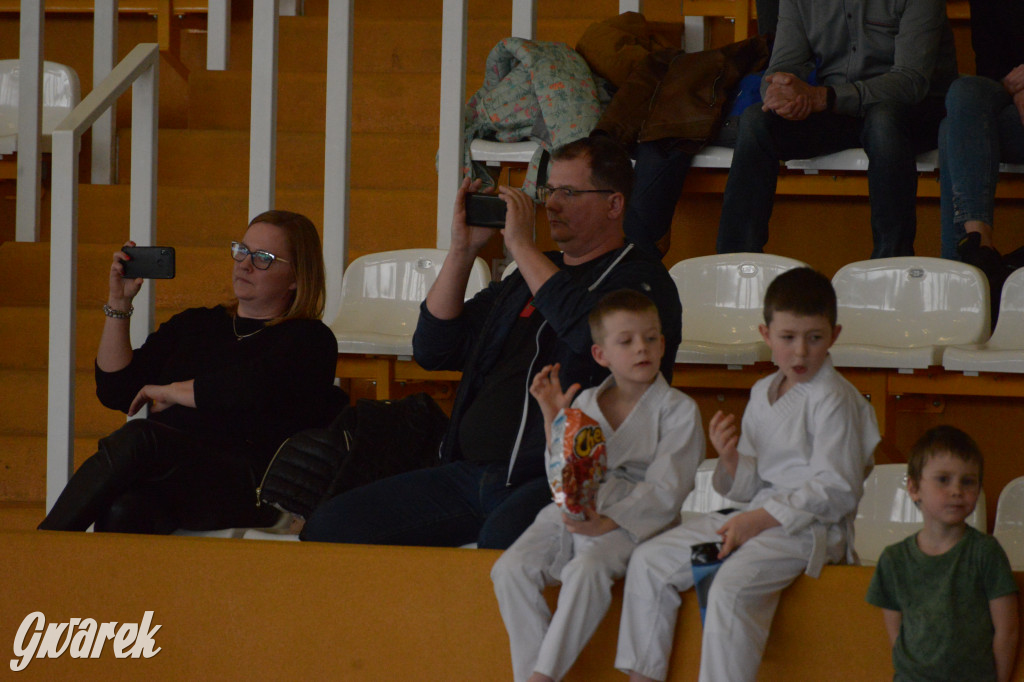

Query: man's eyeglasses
<box><xmin>231</xmin><ymin>241</ymin><xmax>290</xmax><ymax>270</ymax></box>
<box><xmin>536</xmin><ymin>185</ymin><xmax>615</xmax><ymax>202</ymax></box>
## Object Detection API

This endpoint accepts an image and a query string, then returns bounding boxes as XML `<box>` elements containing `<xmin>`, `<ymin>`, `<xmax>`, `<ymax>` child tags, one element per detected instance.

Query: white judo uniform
<box><xmin>491</xmin><ymin>373</ymin><xmax>705</xmax><ymax>682</ymax></box>
<box><xmin>615</xmin><ymin>358</ymin><xmax>880</xmax><ymax>682</ymax></box>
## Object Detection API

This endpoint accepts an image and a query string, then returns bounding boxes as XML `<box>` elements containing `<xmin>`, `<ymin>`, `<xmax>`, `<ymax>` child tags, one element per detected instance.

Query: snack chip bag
<box><xmin>547</xmin><ymin>408</ymin><xmax>607</xmax><ymax>520</ymax></box>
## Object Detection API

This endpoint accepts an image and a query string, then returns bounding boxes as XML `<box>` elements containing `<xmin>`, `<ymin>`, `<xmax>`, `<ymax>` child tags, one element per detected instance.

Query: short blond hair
<box><xmin>588</xmin><ymin>289</ymin><xmax>659</xmax><ymax>345</ymax></box>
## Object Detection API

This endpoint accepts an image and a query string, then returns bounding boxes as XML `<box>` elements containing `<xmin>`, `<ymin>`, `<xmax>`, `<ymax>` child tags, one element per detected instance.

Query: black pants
<box><xmin>38</xmin><ymin>419</ymin><xmax>278</xmax><ymax>534</ymax></box>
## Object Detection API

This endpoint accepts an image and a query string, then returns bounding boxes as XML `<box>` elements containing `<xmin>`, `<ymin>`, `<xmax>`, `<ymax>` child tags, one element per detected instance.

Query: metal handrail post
<box><xmin>207</xmin><ymin>0</ymin><xmax>232</xmax><ymax>70</ymax></box>
<box><xmin>248</xmin><ymin>0</ymin><xmax>279</xmax><ymax>220</ymax></box>
<box><xmin>46</xmin><ymin>44</ymin><xmax>160</xmax><ymax>511</ymax></box>
<box><xmin>15</xmin><ymin>0</ymin><xmax>42</xmax><ymax>241</ymax></box>
<box><xmin>435</xmin><ymin>0</ymin><xmax>468</xmax><ymax>250</ymax></box>
<box><xmin>322</xmin><ymin>0</ymin><xmax>353</xmax><ymax>326</ymax></box>
<box><xmin>91</xmin><ymin>0</ymin><xmax>118</xmax><ymax>185</ymax></box>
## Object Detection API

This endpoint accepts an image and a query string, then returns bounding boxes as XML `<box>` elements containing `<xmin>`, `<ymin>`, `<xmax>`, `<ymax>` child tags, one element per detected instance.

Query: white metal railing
<box><xmin>322</xmin><ymin>0</ymin><xmax>354</xmax><ymax>324</ymax></box>
<box><xmin>434</xmin><ymin>0</ymin><xmax>644</xmax><ymax>249</ymax></box>
<box><xmin>16</xmin><ymin>1</ymin><xmax>234</xmax><ymax>238</ymax></box>
<box><xmin>208</xmin><ymin>0</ymin><xmax>231</xmax><ymax>70</ymax></box>
<box><xmin>15</xmin><ymin>0</ymin><xmax>42</xmax><ymax>241</ymax></box>
<box><xmin>248</xmin><ymin>0</ymin><xmax>279</xmax><ymax>219</ymax></box>
<box><xmin>46</xmin><ymin>43</ymin><xmax>160</xmax><ymax>511</ymax></box>
<box><xmin>91</xmin><ymin>0</ymin><xmax>118</xmax><ymax>185</ymax></box>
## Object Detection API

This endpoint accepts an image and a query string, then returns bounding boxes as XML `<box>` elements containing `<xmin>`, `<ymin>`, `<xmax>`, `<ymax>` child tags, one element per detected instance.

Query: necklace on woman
<box><xmin>232</xmin><ymin>314</ymin><xmax>265</xmax><ymax>341</ymax></box>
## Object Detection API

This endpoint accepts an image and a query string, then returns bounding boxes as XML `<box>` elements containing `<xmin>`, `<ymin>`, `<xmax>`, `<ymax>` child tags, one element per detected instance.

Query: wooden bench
<box><xmin>5</xmin><ymin>530</ymin><xmax>1022</xmax><ymax>680</ymax></box>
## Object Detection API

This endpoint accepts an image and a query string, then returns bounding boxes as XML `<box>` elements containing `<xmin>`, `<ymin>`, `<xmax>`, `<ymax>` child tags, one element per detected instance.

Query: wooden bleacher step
<box><xmin>0</xmin><ymin>368</ymin><xmax>122</xmax><ymax>437</ymax></box>
<box><xmin>0</xmin><ymin>436</ymin><xmax>105</xmax><ymax>504</ymax></box>
<box><xmin>0</xmin><ymin>242</ymin><xmax>235</xmax><ymax>310</ymax></box>
<box><xmin>56</xmin><ymin>185</ymin><xmax>326</xmax><ymax>245</ymax></box>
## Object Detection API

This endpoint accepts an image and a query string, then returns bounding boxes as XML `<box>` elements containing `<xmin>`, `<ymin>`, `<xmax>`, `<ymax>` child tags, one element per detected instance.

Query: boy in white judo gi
<box><xmin>491</xmin><ymin>289</ymin><xmax>705</xmax><ymax>682</ymax></box>
<box><xmin>616</xmin><ymin>267</ymin><xmax>881</xmax><ymax>682</ymax></box>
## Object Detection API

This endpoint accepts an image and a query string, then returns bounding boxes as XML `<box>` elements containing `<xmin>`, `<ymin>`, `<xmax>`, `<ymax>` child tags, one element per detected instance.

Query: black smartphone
<box><xmin>464</xmin><ymin>192</ymin><xmax>507</xmax><ymax>228</ymax></box>
<box><xmin>122</xmin><ymin>246</ymin><xmax>176</xmax><ymax>279</ymax></box>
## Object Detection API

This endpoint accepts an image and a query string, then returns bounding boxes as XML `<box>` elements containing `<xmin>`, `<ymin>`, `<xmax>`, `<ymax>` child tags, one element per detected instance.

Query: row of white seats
<box><xmin>674</xmin><ymin>253</ymin><xmax>1023</xmax><ymax>374</ymax></box>
<box><xmin>469</xmin><ymin>139</ymin><xmax>1024</xmax><ymax>175</ymax></box>
<box><xmin>331</xmin><ymin>248</ymin><xmax>1024</xmax><ymax>375</ymax></box>
<box><xmin>684</xmin><ymin>459</ymin><xmax>1024</xmax><ymax>570</ymax></box>
<box><xmin>677</xmin><ymin>253</ymin><xmax>1024</xmax><ymax>375</ymax></box>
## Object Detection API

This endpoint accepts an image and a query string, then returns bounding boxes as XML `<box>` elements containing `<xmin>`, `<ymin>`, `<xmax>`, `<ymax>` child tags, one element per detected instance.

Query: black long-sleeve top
<box><xmin>970</xmin><ymin>0</ymin><xmax>1024</xmax><ymax>82</ymax></box>
<box><xmin>95</xmin><ymin>306</ymin><xmax>340</xmax><ymax>469</ymax></box>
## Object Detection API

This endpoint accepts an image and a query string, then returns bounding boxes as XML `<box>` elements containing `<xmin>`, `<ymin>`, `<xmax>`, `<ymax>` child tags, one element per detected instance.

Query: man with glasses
<box><xmin>301</xmin><ymin>136</ymin><xmax>682</xmax><ymax>550</ymax></box>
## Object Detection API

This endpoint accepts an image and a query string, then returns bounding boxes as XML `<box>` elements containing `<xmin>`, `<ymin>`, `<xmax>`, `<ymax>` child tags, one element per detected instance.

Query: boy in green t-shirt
<box><xmin>866</xmin><ymin>426</ymin><xmax>1020</xmax><ymax>681</ymax></box>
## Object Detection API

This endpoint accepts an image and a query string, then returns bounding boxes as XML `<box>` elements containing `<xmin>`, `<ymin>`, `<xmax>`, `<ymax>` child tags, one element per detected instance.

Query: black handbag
<box><xmin>256</xmin><ymin>392</ymin><xmax>448</xmax><ymax>519</ymax></box>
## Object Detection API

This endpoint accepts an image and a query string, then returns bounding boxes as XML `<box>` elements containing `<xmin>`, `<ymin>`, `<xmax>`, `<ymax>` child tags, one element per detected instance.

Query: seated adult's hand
<box><xmin>762</xmin><ymin>72</ymin><xmax>823</xmax><ymax>121</ymax></box>
<box><xmin>497</xmin><ymin>184</ymin><xmax>538</xmax><ymax>257</ymax></box>
<box><xmin>1015</xmin><ymin>90</ymin><xmax>1024</xmax><ymax>127</ymax></box>
<box><xmin>1003</xmin><ymin>64</ymin><xmax>1024</xmax><ymax>96</ymax></box>
<box><xmin>450</xmin><ymin>177</ymin><xmax>497</xmax><ymax>256</ymax></box>
<box><xmin>128</xmin><ymin>381</ymin><xmax>195</xmax><ymax>416</ymax></box>
<box><xmin>109</xmin><ymin>241</ymin><xmax>144</xmax><ymax>312</ymax></box>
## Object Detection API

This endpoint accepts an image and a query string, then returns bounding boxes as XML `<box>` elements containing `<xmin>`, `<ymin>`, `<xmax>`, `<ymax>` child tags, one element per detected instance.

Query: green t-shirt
<box><xmin>866</xmin><ymin>527</ymin><xmax>1018</xmax><ymax>681</ymax></box>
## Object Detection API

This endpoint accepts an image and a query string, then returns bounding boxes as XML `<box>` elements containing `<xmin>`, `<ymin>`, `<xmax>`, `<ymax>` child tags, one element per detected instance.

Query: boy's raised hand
<box><xmin>529</xmin><ymin>363</ymin><xmax>581</xmax><ymax>426</ymax></box>
<box><xmin>709</xmin><ymin>410</ymin><xmax>740</xmax><ymax>477</ymax></box>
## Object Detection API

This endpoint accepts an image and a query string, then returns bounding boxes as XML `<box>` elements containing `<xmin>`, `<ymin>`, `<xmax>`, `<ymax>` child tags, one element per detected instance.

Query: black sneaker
<box><xmin>957</xmin><ymin>232</ymin><xmax>1007</xmax><ymax>330</ymax></box>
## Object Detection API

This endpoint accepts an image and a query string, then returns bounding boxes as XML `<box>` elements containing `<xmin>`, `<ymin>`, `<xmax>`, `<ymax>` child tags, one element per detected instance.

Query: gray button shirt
<box><xmin>763</xmin><ymin>0</ymin><xmax>958</xmax><ymax>117</ymax></box>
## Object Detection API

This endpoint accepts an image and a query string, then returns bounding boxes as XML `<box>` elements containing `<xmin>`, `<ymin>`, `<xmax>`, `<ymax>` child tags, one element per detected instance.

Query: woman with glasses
<box><xmin>39</xmin><ymin>210</ymin><xmax>341</xmax><ymax>534</ymax></box>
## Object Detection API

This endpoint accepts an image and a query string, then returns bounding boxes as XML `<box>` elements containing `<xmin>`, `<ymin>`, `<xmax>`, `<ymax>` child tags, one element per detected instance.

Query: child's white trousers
<box><xmin>491</xmin><ymin>502</ymin><xmax>637</xmax><ymax>682</ymax></box>
<box><xmin>615</xmin><ymin>511</ymin><xmax>813</xmax><ymax>682</ymax></box>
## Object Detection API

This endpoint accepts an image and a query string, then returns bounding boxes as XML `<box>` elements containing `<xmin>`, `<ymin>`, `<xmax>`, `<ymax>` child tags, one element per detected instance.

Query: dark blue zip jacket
<box><xmin>413</xmin><ymin>243</ymin><xmax>682</xmax><ymax>486</ymax></box>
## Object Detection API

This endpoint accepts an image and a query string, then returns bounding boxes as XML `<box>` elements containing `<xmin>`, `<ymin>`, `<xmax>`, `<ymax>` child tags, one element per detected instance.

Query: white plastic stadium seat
<box><xmin>669</xmin><ymin>253</ymin><xmax>809</xmax><ymax>366</ymax></box>
<box><xmin>331</xmin><ymin>249</ymin><xmax>491</xmax><ymax>358</ymax></box>
<box><xmin>993</xmin><ymin>477</ymin><xmax>1024</xmax><ymax>570</ymax></box>
<box><xmin>855</xmin><ymin>463</ymin><xmax>987</xmax><ymax>565</ymax></box>
<box><xmin>830</xmin><ymin>257</ymin><xmax>990</xmax><ymax>371</ymax></box>
<box><xmin>500</xmin><ymin>259</ymin><xmax>518</xmax><ymax>280</ymax></box>
<box><xmin>0</xmin><ymin>60</ymin><xmax>80</xmax><ymax>156</ymax></box>
<box><xmin>944</xmin><ymin>268</ymin><xmax>1024</xmax><ymax>374</ymax></box>
<box><xmin>469</xmin><ymin>139</ymin><xmax>539</xmax><ymax>166</ymax></box>
<box><xmin>690</xmin><ymin>145</ymin><xmax>734</xmax><ymax>169</ymax></box>
<box><xmin>173</xmin><ymin>511</ymin><xmax>300</xmax><ymax>541</ymax></box>
<box><xmin>680</xmin><ymin>458</ymin><xmax>744</xmax><ymax>523</ymax></box>
<box><xmin>785</xmin><ymin>148</ymin><xmax>938</xmax><ymax>173</ymax></box>
<box><xmin>468</xmin><ymin>139</ymin><xmax>735</xmax><ymax>169</ymax></box>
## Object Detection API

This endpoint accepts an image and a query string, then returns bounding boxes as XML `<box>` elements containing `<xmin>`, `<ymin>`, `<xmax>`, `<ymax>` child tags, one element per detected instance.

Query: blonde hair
<box><xmin>228</xmin><ymin>210</ymin><xmax>326</xmax><ymax>322</ymax></box>
<box><xmin>588</xmin><ymin>289</ymin><xmax>659</xmax><ymax>345</ymax></box>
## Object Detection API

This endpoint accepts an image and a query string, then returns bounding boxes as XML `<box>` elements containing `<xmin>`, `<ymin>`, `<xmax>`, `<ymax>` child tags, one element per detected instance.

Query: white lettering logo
<box><xmin>10</xmin><ymin>611</ymin><xmax>161</xmax><ymax>672</ymax></box>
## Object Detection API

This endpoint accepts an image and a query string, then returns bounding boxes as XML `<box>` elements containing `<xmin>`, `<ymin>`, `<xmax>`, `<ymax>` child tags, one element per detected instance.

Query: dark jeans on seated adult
<box><xmin>717</xmin><ymin>98</ymin><xmax>946</xmax><ymax>258</ymax></box>
<box><xmin>623</xmin><ymin>140</ymin><xmax>694</xmax><ymax>259</ymax></box>
<box><xmin>756</xmin><ymin>0</ymin><xmax>779</xmax><ymax>36</ymax></box>
<box><xmin>38</xmin><ymin>419</ymin><xmax>277</xmax><ymax>534</ymax></box>
<box><xmin>300</xmin><ymin>460</ymin><xmax>553</xmax><ymax>550</ymax></box>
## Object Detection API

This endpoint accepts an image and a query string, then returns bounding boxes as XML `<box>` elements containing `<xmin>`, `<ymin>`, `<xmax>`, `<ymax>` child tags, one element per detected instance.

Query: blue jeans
<box><xmin>623</xmin><ymin>140</ymin><xmax>694</xmax><ymax>258</ymax></box>
<box><xmin>718</xmin><ymin>99</ymin><xmax>946</xmax><ymax>259</ymax></box>
<box><xmin>300</xmin><ymin>460</ymin><xmax>553</xmax><ymax>550</ymax></box>
<box><xmin>939</xmin><ymin>76</ymin><xmax>1024</xmax><ymax>259</ymax></box>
